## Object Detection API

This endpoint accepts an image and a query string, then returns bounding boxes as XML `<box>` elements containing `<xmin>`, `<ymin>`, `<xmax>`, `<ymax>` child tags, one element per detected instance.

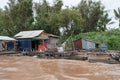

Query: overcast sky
<box><xmin>0</xmin><ymin>0</ymin><xmax>120</xmax><ymax>29</ymax></box>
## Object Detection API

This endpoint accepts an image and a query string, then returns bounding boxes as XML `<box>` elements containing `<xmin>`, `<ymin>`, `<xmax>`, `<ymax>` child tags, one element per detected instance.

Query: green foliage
<box><xmin>60</xmin><ymin>29</ymin><xmax>120</xmax><ymax>50</ymax></box>
<box><xmin>35</xmin><ymin>0</ymin><xmax>84</xmax><ymax>36</ymax></box>
<box><xmin>58</xmin><ymin>8</ymin><xmax>84</xmax><ymax>36</ymax></box>
<box><xmin>35</xmin><ymin>0</ymin><xmax>62</xmax><ymax>35</ymax></box>
<box><xmin>0</xmin><ymin>0</ymin><xmax>33</xmax><ymax>36</ymax></box>
<box><xmin>107</xmin><ymin>35</ymin><xmax>120</xmax><ymax>50</ymax></box>
<box><xmin>0</xmin><ymin>0</ymin><xmax>114</xmax><ymax>38</ymax></box>
<box><xmin>77</xmin><ymin>0</ymin><xmax>110</xmax><ymax>32</ymax></box>
<box><xmin>114</xmin><ymin>8</ymin><xmax>120</xmax><ymax>27</ymax></box>
<box><xmin>0</xmin><ymin>0</ymin><xmax>119</xmax><ymax>50</ymax></box>
<box><xmin>97</xmin><ymin>13</ymin><xmax>112</xmax><ymax>31</ymax></box>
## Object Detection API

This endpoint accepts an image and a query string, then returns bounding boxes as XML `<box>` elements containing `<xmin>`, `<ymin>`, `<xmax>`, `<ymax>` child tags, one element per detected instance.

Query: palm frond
<box><xmin>114</xmin><ymin>9</ymin><xmax>119</xmax><ymax>18</ymax></box>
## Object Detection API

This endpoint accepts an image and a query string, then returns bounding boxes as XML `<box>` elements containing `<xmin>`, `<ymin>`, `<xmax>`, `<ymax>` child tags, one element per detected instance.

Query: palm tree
<box><xmin>97</xmin><ymin>13</ymin><xmax>112</xmax><ymax>31</ymax></box>
<box><xmin>114</xmin><ymin>8</ymin><xmax>120</xmax><ymax>28</ymax></box>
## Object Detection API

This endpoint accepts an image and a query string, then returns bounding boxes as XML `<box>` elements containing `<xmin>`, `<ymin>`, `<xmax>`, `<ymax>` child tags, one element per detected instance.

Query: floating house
<box><xmin>0</xmin><ymin>36</ymin><xmax>16</xmax><ymax>51</ymax></box>
<box><xmin>72</xmin><ymin>38</ymin><xmax>99</xmax><ymax>50</ymax></box>
<box><xmin>14</xmin><ymin>30</ymin><xmax>59</xmax><ymax>51</ymax></box>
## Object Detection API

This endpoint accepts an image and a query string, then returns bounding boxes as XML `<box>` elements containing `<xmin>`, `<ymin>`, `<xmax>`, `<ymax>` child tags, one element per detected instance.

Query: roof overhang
<box><xmin>0</xmin><ymin>36</ymin><xmax>16</xmax><ymax>41</ymax></box>
<box><xmin>32</xmin><ymin>36</ymin><xmax>49</xmax><ymax>40</ymax></box>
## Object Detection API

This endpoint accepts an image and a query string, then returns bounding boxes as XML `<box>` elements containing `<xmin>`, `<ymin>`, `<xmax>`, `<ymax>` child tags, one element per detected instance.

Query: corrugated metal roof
<box><xmin>74</xmin><ymin>38</ymin><xmax>98</xmax><ymax>44</ymax></box>
<box><xmin>0</xmin><ymin>36</ymin><xmax>16</xmax><ymax>41</ymax></box>
<box><xmin>14</xmin><ymin>30</ymin><xmax>44</xmax><ymax>39</ymax></box>
<box><xmin>47</xmin><ymin>34</ymin><xmax>59</xmax><ymax>38</ymax></box>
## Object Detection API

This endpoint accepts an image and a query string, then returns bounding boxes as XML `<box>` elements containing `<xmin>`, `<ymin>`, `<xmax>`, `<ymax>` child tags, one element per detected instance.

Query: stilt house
<box><xmin>14</xmin><ymin>30</ymin><xmax>59</xmax><ymax>51</ymax></box>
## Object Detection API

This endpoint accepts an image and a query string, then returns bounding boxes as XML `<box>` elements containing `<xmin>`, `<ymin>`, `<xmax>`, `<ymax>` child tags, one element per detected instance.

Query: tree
<box><xmin>0</xmin><ymin>0</ymin><xmax>111</xmax><ymax>37</ymax></box>
<box><xmin>114</xmin><ymin>8</ymin><xmax>120</xmax><ymax>28</ymax></box>
<box><xmin>77</xmin><ymin>0</ymin><xmax>105</xmax><ymax>32</ymax></box>
<box><xmin>15</xmin><ymin>0</ymin><xmax>34</xmax><ymax>31</ymax></box>
<box><xmin>35</xmin><ymin>0</ymin><xmax>51</xmax><ymax>32</ymax></box>
<box><xmin>53</xmin><ymin>0</ymin><xmax>63</xmax><ymax>13</ymax></box>
<box><xmin>1</xmin><ymin>0</ymin><xmax>34</xmax><ymax>36</ymax></box>
<box><xmin>1</xmin><ymin>0</ymin><xmax>17</xmax><ymax>36</ymax></box>
<box><xmin>58</xmin><ymin>8</ymin><xmax>84</xmax><ymax>36</ymax></box>
<box><xmin>35</xmin><ymin>0</ymin><xmax>84</xmax><ymax>36</ymax></box>
<box><xmin>97</xmin><ymin>13</ymin><xmax>112</xmax><ymax>31</ymax></box>
<box><xmin>35</xmin><ymin>0</ymin><xmax>63</xmax><ymax>35</ymax></box>
<box><xmin>0</xmin><ymin>9</ymin><xmax>8</xmax><ymax>35</ymax></box>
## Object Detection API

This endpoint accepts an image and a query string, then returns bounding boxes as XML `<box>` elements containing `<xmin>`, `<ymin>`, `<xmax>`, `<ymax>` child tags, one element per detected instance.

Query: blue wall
<box><xmin>17</xmin><ymin>39</ymin><xmax>32</xmax><ymax>51</ymax></box>
<box><xmin>7</xmin><ymin>42</ymin><xmax>14</xmax><ymax>51</ymax></box>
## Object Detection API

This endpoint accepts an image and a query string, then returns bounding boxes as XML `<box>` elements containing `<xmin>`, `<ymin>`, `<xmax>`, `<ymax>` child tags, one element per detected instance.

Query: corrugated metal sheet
<box><xmin>47</xmin><ymin>37</ymin><xmax>58</xmax><ymax>49</ymax></box>
<box><xmin>0</xmin><ymin>36</ymin><xmax>16</xmax><ymax>41</ymax></box>
<box><xmin>14</xmin><ymin>30</ymin><xmax>44</xmax><ymax>39</ymax></box>
<box><xmin>73</xmin><ymin>38</ymin><xmax>96</xmax><ymax>50</ymax></box>
<box><xmin>17</xmin><ymin>39</ymin><xmax>32</xmax><ymax>51</ymax></box>
<box><xmin>82</xmin><ymin>39</ymin><xmax>96</xmax><ymax>50</ymax></box>
<box><xmin>72</xmin><ymin>39</ymin><xmax>82</xmax><ymax>50</ymax></box>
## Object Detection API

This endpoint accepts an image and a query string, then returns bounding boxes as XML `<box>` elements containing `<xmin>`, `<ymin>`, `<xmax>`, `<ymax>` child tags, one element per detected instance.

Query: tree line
<box><xmin>0</xmin><ymin>0</ymin><xmax>119</xmax><ymax>36</ymax></box>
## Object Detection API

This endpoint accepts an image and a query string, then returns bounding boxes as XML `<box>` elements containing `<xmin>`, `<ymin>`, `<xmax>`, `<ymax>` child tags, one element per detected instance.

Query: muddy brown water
<box><xmin>0</xmin><ymin>55</ymin><xmax>120</xmax><ymax>80</ymax></box>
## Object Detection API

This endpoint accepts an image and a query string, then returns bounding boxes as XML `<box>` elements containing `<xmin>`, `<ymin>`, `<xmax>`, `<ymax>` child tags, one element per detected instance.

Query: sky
<box><xmin>0</xmin><ymin>0</ymin><xmax>120</xmax><ymax>29</ymax></box>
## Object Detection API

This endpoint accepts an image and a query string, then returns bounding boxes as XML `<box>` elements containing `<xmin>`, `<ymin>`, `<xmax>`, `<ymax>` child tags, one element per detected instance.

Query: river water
<box><xmin>0</xmin><ymin>55</ymin><xmax>120</xmax><ymax>80</ymax></box>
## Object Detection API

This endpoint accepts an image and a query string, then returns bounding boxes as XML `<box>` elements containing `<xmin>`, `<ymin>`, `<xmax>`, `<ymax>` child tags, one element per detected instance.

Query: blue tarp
<box><xmin>17</xmin><ymin>39</ymin><xmax>32</xmax><ymax>51</ymax></box>
<box><xmin>100</xmin><ymin>45</ymin><xmax>107</xmax><ymax>50</ymax></box>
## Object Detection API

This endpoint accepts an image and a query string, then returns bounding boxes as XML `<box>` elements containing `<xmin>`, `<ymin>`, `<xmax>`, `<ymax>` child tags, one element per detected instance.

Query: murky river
<box><xmin>0</xmin><ymin>55</ymin><xmax>120</xmax><ymax>80</ymax></box>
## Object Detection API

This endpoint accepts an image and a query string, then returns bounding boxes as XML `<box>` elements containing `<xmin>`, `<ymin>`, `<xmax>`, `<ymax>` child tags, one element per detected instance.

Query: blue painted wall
<box><xmin>7</xmin><ymin>42</ymin><xmax>14</xmax><ymax>51</ymax></box>
<box><xmin>17</xmin><ymin>39</ymin><xmax>32</xmax><ymax>51</ymax></box>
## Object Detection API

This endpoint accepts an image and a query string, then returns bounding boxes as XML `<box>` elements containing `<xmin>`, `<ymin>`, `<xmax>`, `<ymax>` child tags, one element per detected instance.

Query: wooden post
<box><xmin>42</xmin><ymin>39</ymin><xmax>44</xmax><ymax>46</ymax></box>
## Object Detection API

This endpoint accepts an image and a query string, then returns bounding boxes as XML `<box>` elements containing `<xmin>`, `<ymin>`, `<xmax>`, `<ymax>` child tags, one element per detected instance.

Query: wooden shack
<box><xmin>14</xmin><ymin>30</ymin><xmax>59</xmax><ymax>51</ymax></box>
<box><xmin>0</xmin><ymin>36</ymin><xmax>16</xmax><ymax>51</ymax></box>
<box><xmin>72</xmin><ymin>38</ymin><xmax>99</xmax><ymax>50</ymax></box>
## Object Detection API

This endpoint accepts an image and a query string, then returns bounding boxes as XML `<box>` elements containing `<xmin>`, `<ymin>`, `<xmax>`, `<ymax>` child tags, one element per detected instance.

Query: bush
<box><xmin>59</xmin><ymin>29</ymin><xmax>120</xmax><ymax>50</ymax></box>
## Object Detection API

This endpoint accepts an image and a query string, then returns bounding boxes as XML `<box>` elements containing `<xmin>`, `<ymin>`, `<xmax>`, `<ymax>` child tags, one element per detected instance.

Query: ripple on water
<box><xmin>1</xmin><ymin>67</ymin><xmax>18</xmax><ymax>72</ymax></box>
